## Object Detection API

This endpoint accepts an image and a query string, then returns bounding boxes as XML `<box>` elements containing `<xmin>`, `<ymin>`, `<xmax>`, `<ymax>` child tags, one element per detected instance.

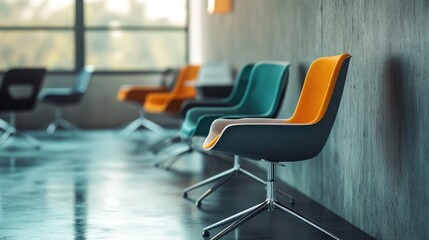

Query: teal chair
<box><xmin>148</xmin><ymin>63</ymin><xmax>254</xmax><ymax>154</ymax></box>
<box><xmin>156</xmin><ymin>61</ymin><xmax>292</xmax><ymax>207</ymax></box>
<box><xmin>201</xmin><ymin>54</ymin><xmax>351</xmax><ymax>240</ymax></box>
<box><xmin>181</xmin><ymin>61</ymin><xmax>289</xmax><ymax>137</ymax></box>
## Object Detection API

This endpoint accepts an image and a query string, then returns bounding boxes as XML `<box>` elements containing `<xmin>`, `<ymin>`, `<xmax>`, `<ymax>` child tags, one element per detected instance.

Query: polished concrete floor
<box><xmin>0</xmin><ymin>130</ymin><xmax>374</xmax><ymax>240</ymax></box>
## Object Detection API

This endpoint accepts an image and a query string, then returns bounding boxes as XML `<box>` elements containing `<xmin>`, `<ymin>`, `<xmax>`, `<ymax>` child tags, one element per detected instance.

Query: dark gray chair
<box><xmin>0</xmin><ymin>68</ymin><xmax>47</xmax><ymax>148</ymax></box>
<box><xmin>38</xmin><ymin>66</ymin><xmax>94</xmax><ymax>134</ymax></box>
<box><xmin>201</xmin><ymin>54</ymin><xmax>351</xmax><ymax>240</ymax></box>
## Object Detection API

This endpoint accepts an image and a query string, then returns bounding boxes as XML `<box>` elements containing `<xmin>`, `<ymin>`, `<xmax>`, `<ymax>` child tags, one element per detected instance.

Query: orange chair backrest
<box><xmin>287</xmin><ymin>53</ymin><xmax>350</xmax><ymax>124</ymax></box>
<box><xmin>172</xmin><ymin>65</ymin><xmax>200</xmax><ymax>96</ymax></box>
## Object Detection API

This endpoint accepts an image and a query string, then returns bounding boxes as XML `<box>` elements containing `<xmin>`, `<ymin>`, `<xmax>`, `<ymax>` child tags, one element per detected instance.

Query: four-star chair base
<box><xmin>183</xmin><ymin>155</ymin><xmax>294</xmax><ymax>207</ymax></box>
<box><xmin>45</xmin><ymin>108</ymin><xmax>80</xmax><ymax>135</ymax></box>
<box><xmin>0</xmin><ymin>113</ymin><xmax>42</xmax><ymax>149</ymax></box>
<box><xmin>120</xmin><ymin>109</ymin><xmax>167</xmax><ymax>136</ymax></box>
<box><xmin>202</xmin><ymin>162</ymin><xmax>340</xmax><ymax>240</ymax></box>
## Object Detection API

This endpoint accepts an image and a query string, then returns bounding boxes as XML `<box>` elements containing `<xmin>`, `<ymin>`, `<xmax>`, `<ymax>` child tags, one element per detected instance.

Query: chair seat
<box><xmin>179</xmin><ymin>62</ymin><xmax>290</xmax><ymax>138</ymax></box>
<box><xmin>142</xmin><ymin>65</ymin><xmax>200</xmax><ymax>115</ymax></box>
<box><xmin>203</xmin><ymin>118</ymin><xmax>317</xmax><ymax>162</ymax></box>
<box><xmin>117</xmin><ymin>86</ymin><xmax>169</xmax><ymax>104</ymax></box>
<box><xmin>39</xmin><ymin>88</ymin><xmax>82</xmax><ymax>105</ymax></box>
<box><xmin>181</xmin><ymin>105</ymin><xmax>272</xmax><ymax>137</ymax></box>
<box><xmin>144</xmin><ymin>93</ymin><xmax>195</xmax><ymax>114</ymax></box>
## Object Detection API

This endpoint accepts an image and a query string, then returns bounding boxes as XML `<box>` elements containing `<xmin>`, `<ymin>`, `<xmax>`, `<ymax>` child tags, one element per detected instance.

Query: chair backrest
<box><xmin>196</xmin><ymin>62</ymin><xmax>233</xmax><ymax>86</ymax></box>
<box><xmin>160</xmin><ymin>68</ymin><xmax>180</xmax><ymax>90</ymax></box>
<box><xmin>171</xmin><ymin>65</ymin><xmax>200</xmax><ymax>96</ymax></box>
<box><xmin>72</xmin><ymin>65</ymin><xmax>94</xmax><ymax>94</ymax></box>
<box><xmin>238</xmin><ymin>62</ymin><xmax>290</xmax><ymax>116</ymax></box>
<box><xmin>224</xmin><ymin>63</ymin><xmax>254</xmax><ymax>105</ymax></box>
<box><xmin>0</xmin><ymin>68</ymin><xmax>46</xmax><ymax>111</ymax></box>
<box><xmin>287</xmin><ymin>54</ymin><xmax>351</xmax><ymax>124</ymax></box>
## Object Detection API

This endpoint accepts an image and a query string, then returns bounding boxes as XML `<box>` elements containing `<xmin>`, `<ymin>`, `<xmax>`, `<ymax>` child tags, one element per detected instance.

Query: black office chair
<box><xmin>38</xmin><ymin>66</ymin><xmax>94</xmax><ymax>134</ymax></box>
<box><xmin>0</xmin><ymin>68</ymin><xmax>47</xmax><ymax>148</ymax></box>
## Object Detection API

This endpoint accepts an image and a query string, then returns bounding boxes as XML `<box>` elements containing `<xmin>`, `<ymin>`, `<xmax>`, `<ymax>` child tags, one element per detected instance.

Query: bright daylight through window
<box><xmin>0</xmin><ymin>0</ymin><xmax>187</xmax><ymax>71</ymax></box>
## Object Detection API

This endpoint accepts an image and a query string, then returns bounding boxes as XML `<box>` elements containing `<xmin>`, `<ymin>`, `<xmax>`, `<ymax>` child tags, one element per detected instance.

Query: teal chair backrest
<box><xmin>237</xmin><ymin>62</ymin><xmax>290</xmax><ymax>116</ymax></box>
<box><xmin>72</xmin><ymin>65</ymin><xmax>94</xmax><ymax>94</ymax></box>
<box><xmin>224</xmin><ymin>63</ymin><xmax>255</xmax><ymax>105</ymax></box>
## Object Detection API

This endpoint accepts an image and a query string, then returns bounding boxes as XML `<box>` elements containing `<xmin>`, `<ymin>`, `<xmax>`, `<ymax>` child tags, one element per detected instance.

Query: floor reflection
<box><xmin>74</xmin><ymin>168</ymin><xmax>87</xmax><ymax>240</ymax></box>
<box><xmin>0</xmin><ymin>130</ymin><xmax>374</xmax><ymax>240</ymax></box>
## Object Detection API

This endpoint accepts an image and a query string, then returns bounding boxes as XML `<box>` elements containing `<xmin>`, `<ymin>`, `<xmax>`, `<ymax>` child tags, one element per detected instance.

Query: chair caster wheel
<box><xmin>195</xmin><ymin>201</ymin><xmax>202</xmax><ymax>208</ymax></box>
<box><xmin>183</xmin><ymin>192</ymin><xmax>187</xmax><ymax>198</ymax></box>
<box><xmin>289</xmin><ymin>199</ymin><xmax>295</xmax><ymax>205</ymax></box>
<box><xmin>202</xmin><ymin>230</ymin><xmax>210</xmax><ymax>237</ymax></box>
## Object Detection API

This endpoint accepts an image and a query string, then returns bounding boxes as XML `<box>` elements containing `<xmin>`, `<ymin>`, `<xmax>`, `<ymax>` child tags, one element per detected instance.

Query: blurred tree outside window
<box><xmin>0</xmin><ymin>0</ymin><xmax>187</xmax><ymax>71</ymax></box>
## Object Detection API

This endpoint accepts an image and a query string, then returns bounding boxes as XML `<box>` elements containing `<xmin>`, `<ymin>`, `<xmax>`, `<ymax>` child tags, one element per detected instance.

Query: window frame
<box><xmin>0</xmin><ymin>0</ymin><xmax>189</xmax><ymax>74</ymax></box>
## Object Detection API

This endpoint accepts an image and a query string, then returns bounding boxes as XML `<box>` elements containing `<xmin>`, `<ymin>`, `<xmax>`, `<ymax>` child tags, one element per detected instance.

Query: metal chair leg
<box><xmin>206</xmin><ymin>201</ymin><xmax>269</xmax><ymax>240</ymax></box>
<box><xmin>153</xmin><ymin>144</ymin><xmax>192</xmax><ymax>167</ymax></box>
<box><xmin>203</xmin><ymin>162</ymin><xmax>338</xmax><ymax>240</ymax></box>
<box><xmin>0</xmin><ymin>128</ymin><xmax>41</xmax><ymax>149</ymax></box>
<box><xmin>0</xmin><ymin>119</ymin><xmax>10</xmax><ymax>130</ymax></box>
<box><xmin>164</xmin><ymin>155</ymin><xmax>183</xmax><ymax>171</ymax></box>
<box><xmin>203</xmin><ymin>201</ymin><xmax>267</xmax><ymax>233</ymax></box>
<box><xmin>183</xmin><ymin>168</ymin><xmax>237</xmax><ymax>197</ymax></box>
<box><xmin>239</xmin><ymin>168</ymin><xmax>266</xmax><ymax>185</ymax></box>
<box><xmin>274</xmin><ymin>201</ymin><xmax>339</xmax><ymax>240</ymax></box>
<box><xmin>121</xmin><ymin>108</ymin><xmax>167</xmax><ymax>136</ymax></box>
<box><xmin>147</xmin><ymin>134</ymin><xmax>182</xmax><ymax>154</ymax></box>
<box><xmin>0</xmin><ymin>127</ymin><xmax>14</xmax><ymax>145</ymax></box>
<box><xmin>141</xmin><ymin>118</ymin><xmax>166</xmax><ymax>135</ymax></box>
<box><xmin>46</xmin><ymin>121</ymin><xmax>59</xmax><ymax>135</ymax></box>
<box><xmin>195</xmin><ymin>172</ymin><xmax>236</xmax><ymax>207</ymax></box>
<box><xmin>16</xmin><ymin>131</ymin><xmax>42</xmax><ymax>149</ymax></box>
<box><xmin>120</xmin><ymin>118</ymin><xmax>144</xmax><ymax>135</ymax></box>
<box><xmin>58</xmin><ymin>119</ymin><xmax>79</xmax><ymax>130</ymax></box>
<box><xmin>185</xmin><ymin>156</ymin><xmax>295</xmax><ymax>207</ymax></box>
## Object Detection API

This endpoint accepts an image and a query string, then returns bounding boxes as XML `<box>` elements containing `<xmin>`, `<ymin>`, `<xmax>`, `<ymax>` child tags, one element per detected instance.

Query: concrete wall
<box><xmin>189</xmin><ymin>0</ymin><xmax>429</xmax><ymax>239</ymax></box>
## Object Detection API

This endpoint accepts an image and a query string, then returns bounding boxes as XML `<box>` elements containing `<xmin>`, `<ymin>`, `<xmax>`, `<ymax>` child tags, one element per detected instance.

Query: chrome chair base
<box><xmin>146</xmin><ymin>133</ymin><xmax>182</xmax><ymax>154</ymax></box>
<box><xmin>153</xmin><ymin>144</ymin><xmax>192</xmax><ymax>169</ymax></box>
<box><xmin>46</xmin><ymin>118</ymin><xmax>80</xmax><ymax>135</ymax></box>
<box><xmin>202</xmin><ymin>162</ymin><xmax>340</xmax><ymax>240</ymax></box>
<box><xmin>183</xmin><ymin>156</ymin><xmax>294</xmax><ymax>207</ymax></box>
<box><xmin>0</xmin><ymin>116</ymin><xmax>41</xmax><ymax>149</ymax></box>
<box><xmin>45</xmin><ymin>109</ymin><xmax>80</xmax><ymax>135</ymax></box>
<box><xmin>121</xmin><ymin>109</ymin><xmax>166</xmax><ymax>136</ymax></box>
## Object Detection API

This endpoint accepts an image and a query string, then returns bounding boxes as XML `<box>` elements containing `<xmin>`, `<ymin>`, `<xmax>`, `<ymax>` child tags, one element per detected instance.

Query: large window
<box><xmin>0</xmin><ymin>0</ymin><xmax>188</xmax><ymax>72</ymax></box>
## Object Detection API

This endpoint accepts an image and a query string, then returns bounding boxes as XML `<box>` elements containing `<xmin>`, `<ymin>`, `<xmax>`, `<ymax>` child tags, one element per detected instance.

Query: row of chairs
<box><xmin>0</xmin><ymin>66</ymin><xmax>94</xmax><ymax>148</ymax></box>
<box><xmin>0</xmin><ymin>53</ymin><xmax>351</xmax><ymax>239</ymax></box>
<box><xmin>116</xmin><ymin>62</ymin><xmax>235</xmax><ymax>136</ymax></box>
<box><xmin>0</xmin><ymin>62</ymin><xmax>231</xmax><ymax>148</ymax></box>
<box><xmin>136</xmin><ymin>54</ymin><xmax>351</xmax><ymax>239</ymax></box>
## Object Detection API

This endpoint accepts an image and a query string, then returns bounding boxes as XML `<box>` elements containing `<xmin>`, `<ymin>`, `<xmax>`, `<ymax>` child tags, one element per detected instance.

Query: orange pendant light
<box><xmin>208</xmin><ymin>0</ymin><xmax>233</xmax><ymax>14</ymax></box>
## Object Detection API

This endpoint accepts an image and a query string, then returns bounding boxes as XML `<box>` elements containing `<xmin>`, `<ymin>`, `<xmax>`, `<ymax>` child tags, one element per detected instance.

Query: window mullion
<box><xmin>75</xmin><ymin>0</ymin><xmax>85</xmax><ymax>72</ymax></box>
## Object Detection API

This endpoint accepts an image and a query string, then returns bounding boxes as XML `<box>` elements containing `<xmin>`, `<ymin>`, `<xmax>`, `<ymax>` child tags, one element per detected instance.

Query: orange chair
<box><xmin>117</xmin><ymin>69</ymin><xmax>178</xmax><ymax>135</ymax></box>
<box><xmin>201</xmin><ymin>54</ymin><xmax>351</xmax><ymax>240</ymax></box>
<box><xmin>144</xmin><ymin>65</ymin><xmax>200</xmax><ymax>114</ymax></box>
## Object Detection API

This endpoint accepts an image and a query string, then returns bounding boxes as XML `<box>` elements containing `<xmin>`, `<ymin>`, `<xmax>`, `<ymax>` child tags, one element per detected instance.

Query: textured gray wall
<box><xmin>189</xmin><ymin>0</ymin><xmax>429</xmax><ymax>239</ymax></box>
